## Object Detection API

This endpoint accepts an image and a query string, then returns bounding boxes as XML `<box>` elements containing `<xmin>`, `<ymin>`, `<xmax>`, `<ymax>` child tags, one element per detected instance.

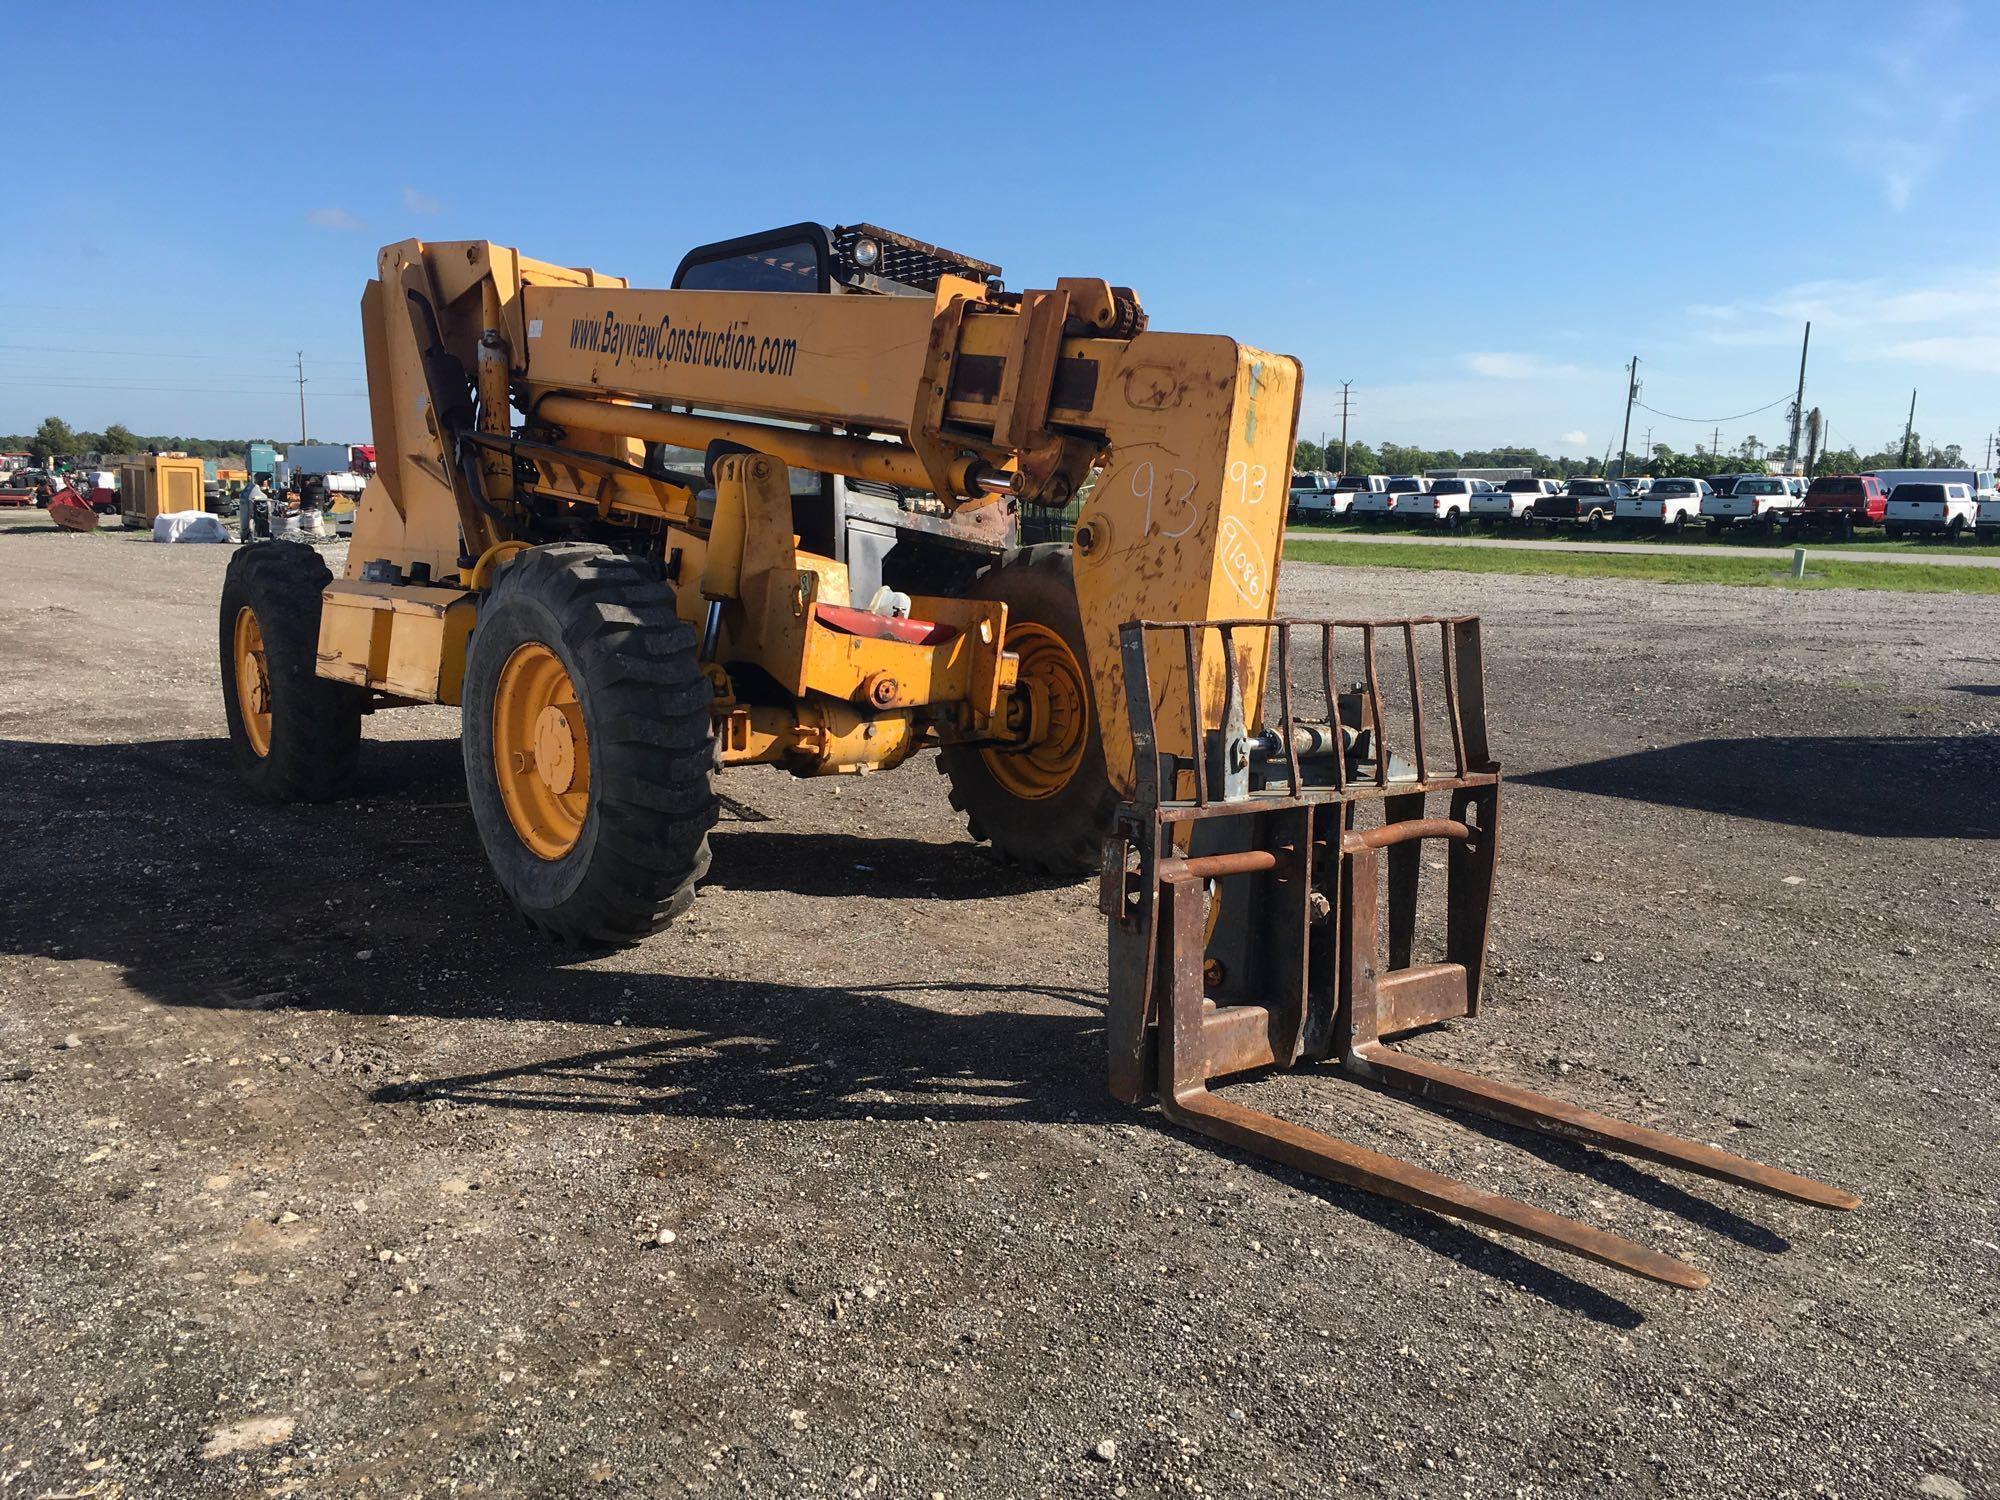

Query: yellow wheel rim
<box><xmin>983</xmin><ymin>621</ymin><xmax>1088</xmax><ymax>800</ymax></box>
<box><xmin>232</xmin><ymin>607</ymin><xmax>273</xmax><ymax>758</ymax></box>
<box><xmin>493</xmin><ymin>642</ymin><xmax>591</xmax><ymax>861</ymax></box>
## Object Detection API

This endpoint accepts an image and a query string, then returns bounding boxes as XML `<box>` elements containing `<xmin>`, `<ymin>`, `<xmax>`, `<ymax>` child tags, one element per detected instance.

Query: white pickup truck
<box><xmin>1472</xmin><ymin>477</ymin><xmax>1560</xmax><ymax>526</ymax></box>
<box><xmin>1330</xmin><ymin>474</ymin><xmax>1387</xmax><ymax>519</ymax></box>
<box><xmin>1288</xmin><ymin>471</ymin><xmax>1338</xmax><ymax>522</ymax></box>
<box><xmin>1395</xmin><ymin>476</ymin><xmax>1492</xmax><ymax>528</ymax></box>
<box><xmin>1616</xmin><ymin>476</ymin><xmax>1708</xmax><ymax>530</ymax></box>
<box><xmin>1883</xmin><ymin>480</ymin><xmax>1977</xmax><ymax>538</ymax></box>
<box><xmin>1353</xmin><ymin>474</ymin><xmax>1428</xmax><ymax>521</ymax></box>
<box><xmin>1704</xmin><ymin>475</ymin><xmax>1800</xmax><ymax>534</ymax></box>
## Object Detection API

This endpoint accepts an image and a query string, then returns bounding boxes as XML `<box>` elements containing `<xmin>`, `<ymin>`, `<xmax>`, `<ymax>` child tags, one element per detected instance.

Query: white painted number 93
<box><xmin>1133</xmin><ymin>460</ymin><xmax>1200</xmax><ymax>538</ymax></box>
<box><xmin>1229</xmin><ymin>459</ymin><xmax>1268</xmax><ymax>505</ymax></box>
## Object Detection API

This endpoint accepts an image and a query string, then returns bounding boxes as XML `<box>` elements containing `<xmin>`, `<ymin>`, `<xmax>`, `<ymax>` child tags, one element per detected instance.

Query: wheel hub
<box><xmin>232</xmin><ymin>607</ymin><xmax>273</xmax><ymax>758</ymax></box>
<box><xmin>983</xmin><ymin>622</ymin><xmax>1087</xmax><ymax>801</ymax></box>
<box><xmin>532</xmin><ymin>704</ymin><xmax>579</xmax><ymax>794</ymax></box>
<box><xmin>493</xmin><ymin>642</ymin><xmax>591</xmax><ymax>860</ymax></box>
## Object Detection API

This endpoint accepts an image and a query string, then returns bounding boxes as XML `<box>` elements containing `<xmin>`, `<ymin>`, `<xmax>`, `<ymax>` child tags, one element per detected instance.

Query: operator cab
<box><xmin>650</xmin><ymin>223</ymin><xmax>1010</xmax><ymax>602</ymax></box>
<box><xmin>672</xmin><ymin>222</ymin><xmax>1003</xmax><ymax>298</ymax></box>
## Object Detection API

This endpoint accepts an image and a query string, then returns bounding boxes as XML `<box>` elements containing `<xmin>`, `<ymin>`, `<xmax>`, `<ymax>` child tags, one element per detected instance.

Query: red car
<box><xmin>1798</xmin><ymin>474</ymin><xmax>1887</xmax><ymax>534</ymax></box>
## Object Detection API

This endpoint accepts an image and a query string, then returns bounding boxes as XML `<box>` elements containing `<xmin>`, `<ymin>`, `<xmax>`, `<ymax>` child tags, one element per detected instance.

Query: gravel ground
<box><xmin>1</xmin><ymin>513</ymin><xmax>1995</xmax><ymax>1500</ymax></box>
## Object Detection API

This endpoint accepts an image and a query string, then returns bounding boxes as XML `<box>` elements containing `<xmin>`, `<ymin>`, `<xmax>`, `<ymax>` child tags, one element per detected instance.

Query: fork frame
<box><xmin>1100</xmin><ymin>615</ymin><xmax>1857</xmax><ymax>1289</ymax></box>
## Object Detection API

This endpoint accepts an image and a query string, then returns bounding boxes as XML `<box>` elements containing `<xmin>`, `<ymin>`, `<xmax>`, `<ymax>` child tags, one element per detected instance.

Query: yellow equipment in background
<box><xmin>120</xmin><ymin>454</ymin><xmax>206</xmax><ymax>529</ymax></box>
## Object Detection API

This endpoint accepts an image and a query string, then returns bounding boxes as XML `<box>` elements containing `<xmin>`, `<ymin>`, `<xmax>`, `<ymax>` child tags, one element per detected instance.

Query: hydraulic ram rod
<box><xmin>532</xmin><ymin>394</ymin><xmax>1011</xmax><ymax>498</ymax></box>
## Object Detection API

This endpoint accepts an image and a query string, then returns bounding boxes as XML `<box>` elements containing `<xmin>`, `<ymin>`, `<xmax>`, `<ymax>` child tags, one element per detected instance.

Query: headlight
<box><xmin>852</xmin><ymin>237</ymin><xmax>881</xmax><ymax>269</ymax></box>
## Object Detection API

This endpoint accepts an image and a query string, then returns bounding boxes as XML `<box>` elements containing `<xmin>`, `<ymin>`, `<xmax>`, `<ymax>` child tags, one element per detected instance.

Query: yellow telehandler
<box><xmin>220</xmin><ymin>224</ymin><xmax>1854</xmax><ymax>1287</ymax></box>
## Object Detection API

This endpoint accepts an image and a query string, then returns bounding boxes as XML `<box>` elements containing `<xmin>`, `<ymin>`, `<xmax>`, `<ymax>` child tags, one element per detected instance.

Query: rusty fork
<box><xmin>1102</xmin><ymin>615</ymin><xmax>1858</xmax><ymax>1290</ymax></box>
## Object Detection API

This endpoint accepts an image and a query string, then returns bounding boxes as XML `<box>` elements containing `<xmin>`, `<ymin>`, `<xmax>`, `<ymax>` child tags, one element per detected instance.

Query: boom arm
<box><xmin>352</xmin><ymin>238</ymin><xmax>1301</xmax><ymax>793</ymax></box>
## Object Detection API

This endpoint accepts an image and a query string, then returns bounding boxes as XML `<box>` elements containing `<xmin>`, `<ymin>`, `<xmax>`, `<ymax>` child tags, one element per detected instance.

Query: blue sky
<box><xmin>6</xmin><ymin>1</ymin><xmax>1996</xmax><ymax>463</ymax></box>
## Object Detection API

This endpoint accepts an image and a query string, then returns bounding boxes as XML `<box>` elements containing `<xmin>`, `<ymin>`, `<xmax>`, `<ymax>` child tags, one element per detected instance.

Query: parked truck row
<box><xmin>1288</xmin><ymin>467</ymin><xmax>1999</xmax><ymax>540</ymax></box>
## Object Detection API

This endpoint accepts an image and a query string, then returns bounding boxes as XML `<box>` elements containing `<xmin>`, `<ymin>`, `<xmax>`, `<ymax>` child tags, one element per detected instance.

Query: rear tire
<box><xmin>938</xmin><ymin>545</ymin><xmax>1115</xmax><ymax>875</ymax></box>
<box><xmin>220</xmin><ymin>542</ymin><xmax>363</xmax><ymax>802</ymax></box>
<box><xmin>460</xmin><ymin>544</ymin><xmax>717</xmax><ymax>946</ymax></box>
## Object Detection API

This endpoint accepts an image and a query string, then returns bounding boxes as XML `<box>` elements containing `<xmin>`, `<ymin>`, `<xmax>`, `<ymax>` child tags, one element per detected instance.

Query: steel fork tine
<box><xmin>1346</xmin><ymin>1043</ymin><xmax>1861</xmax><ymax>1211</ymax></box>
<box><xmin>1159</xmin><ymin>1085</ymin><xmax>1710</xmax><ymax>1289</ymax></box>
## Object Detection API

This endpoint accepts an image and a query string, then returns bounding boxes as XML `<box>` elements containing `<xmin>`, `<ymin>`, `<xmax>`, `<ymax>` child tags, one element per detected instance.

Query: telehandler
<box><xmin>221</xmin><ymin>223</ymin><xmax>1854</xmax><ymax>1288</ymax></box>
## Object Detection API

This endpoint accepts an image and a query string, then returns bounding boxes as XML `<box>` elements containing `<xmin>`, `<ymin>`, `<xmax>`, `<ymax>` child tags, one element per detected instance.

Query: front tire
<box><xmin>220</xmin><ymin>542</ymin><xmax>363</xmax><ymax>802</ymax></box>
<box><xmin>938</xmin><ymin>545</ymin><xmax>1115</xmax><ymax>875</ymax></box>
<box><xmin>461</xmin><ymin>544</ymin><xmax>717</xmax><ymax>946</ymax></box>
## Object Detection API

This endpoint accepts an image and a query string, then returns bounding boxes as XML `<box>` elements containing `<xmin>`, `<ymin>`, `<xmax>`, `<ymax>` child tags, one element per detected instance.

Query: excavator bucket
<box><xmin>1098</xmin><ymin>614</ymin><xmax>1857</xmax><ymax>1288</ymax></box>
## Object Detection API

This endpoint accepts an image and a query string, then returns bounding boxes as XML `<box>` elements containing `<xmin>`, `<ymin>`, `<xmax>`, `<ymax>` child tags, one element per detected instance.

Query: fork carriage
<box><xmin>1099</xmin><ymin>614</ymin><xmax>1857</xmax><ymax>1289</ymax></box>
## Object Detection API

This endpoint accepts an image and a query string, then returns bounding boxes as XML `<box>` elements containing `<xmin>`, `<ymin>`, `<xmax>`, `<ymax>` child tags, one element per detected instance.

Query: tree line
<box><xmin>10</xmin><ymin>410</ymin><xmax>1976</xmax><ymax>482</ymax></box>
<box><xmin>2</xmin><ymin>416</ymin><xmax>280</xmax><ymax>465</ymax></box>
<box><xmin>1296</xmin><ymin>434</ymin><xmax>1977</xmax><ymax>480</ymax></box>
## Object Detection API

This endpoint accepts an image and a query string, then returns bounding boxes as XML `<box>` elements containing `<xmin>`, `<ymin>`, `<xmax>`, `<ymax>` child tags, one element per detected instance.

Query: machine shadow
<box><xmin>0</xmin><ymin>733</ymin><xmax>1663</xmax><ymax>1317</ymax></box>
<box><xmin>372</xmin><ymin>973</ymin><xmax>1112</xmax><ymax>1124</ymax></box>
<box><xmin>1515</xmin><ymin>734</ymin><xmax>2000</xmax><ymax>838</ymax></box>
<box><xmin>703</xmin><ymin>828</ymin><xmax>1075</xmax><ymax>900</ymax></box>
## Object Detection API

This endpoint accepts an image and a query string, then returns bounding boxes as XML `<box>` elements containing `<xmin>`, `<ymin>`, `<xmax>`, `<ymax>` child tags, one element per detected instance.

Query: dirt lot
<box><xmin>2</xmin><ymin>514</ymin><xmax>1996</xmax><ymax>1500</ymax></box>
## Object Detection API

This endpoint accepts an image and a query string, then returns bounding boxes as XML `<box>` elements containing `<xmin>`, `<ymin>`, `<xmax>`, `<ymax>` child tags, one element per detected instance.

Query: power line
<box><xmin>0</xmin><ymin>374</ymin><xmax>368</xmax><ymax>396</ymax></box>
<box><xmin>0</xmin><ymin>377</ymin><xmax>369</xmax><ymax>397</ymax></box>
<box><xmin>0</xmin><ymin>341</ymin><xmax>364</xmax><ymax>367</ymax></box>
<box><xmin>1632</xmin><ymin>391</ymin><xmax>1794</xmax><ymax>425</ymax></box>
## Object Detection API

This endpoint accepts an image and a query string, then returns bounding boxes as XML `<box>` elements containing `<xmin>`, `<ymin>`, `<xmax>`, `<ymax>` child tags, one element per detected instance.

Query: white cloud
<box><xmin>1561</xmin><ymin>430</ymin><xmax>1589</xmax><ymax>447</ymax></box>
<box><xmin>307</xmin><ymin>207</ymin><xmax>364</xmax><ymax>231</ymax></box>
<box><xmin>1298</xmin><ymin>375</ymin><xmax>1615</xmax><ymax>456</ymax></box>
<box><xmin>1879</xmin><ymin>335</ymin><xmax>2000</xmax><ymax>373</ymax></box>
<box><xmin>1460</xmin><ymin>352</ymin><xmax>1587</xmax><ymax>381</ymax></box>
<box><xmin>1667</xmin><ymin>263</ymin><xmax>1997</xmax><ymax>451</ymax></box>
<box><xmin>1765</xmin><ymin>4</ymin><xmax>1986</xmax><ymax>212</ymax></box>
<box><xmin>402</xmin><ymin>186</ymin><xmax>441</xmax><ymax>215</ymax></box>
<box><xmin>1692</xmin><ymin>267</ymin><xmax>2000</xmax><ymax>345</ymax></box>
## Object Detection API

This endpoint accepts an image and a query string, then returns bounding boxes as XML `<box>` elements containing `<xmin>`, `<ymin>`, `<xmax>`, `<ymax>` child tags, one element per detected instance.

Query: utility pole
<box><xmin>1640</xmin><ymin>426</ymin><xmax>1653</xmax><ymax>468</ymax></box>
<box><xmin>1786</xmin><ymin>321</ymin><xmax>1811</xmax><ymax>470</ymax></box>
<box><xmin>1711</xmin><ymin>425</ymin><xmax>1721</xmax><ymax>460</ymax></box>
<box><xmin>1617</xmin><ymin>356</ymin><xmax>1639</xmax><ymax>478</ymax></box>
<box><xmin>1337</xmin><ymin>381</ymin><xmax>1354</xmax><ymax>473</ymax></box>
<box><xmin>295</xmin><ymin>352</ymin><xmax>309</xmax><ymax>444</ymax></box>
<box><xmin>1901</xmin><ymin>389</ymin><xmax>1917</xmax><ymax>465</ymax></box>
